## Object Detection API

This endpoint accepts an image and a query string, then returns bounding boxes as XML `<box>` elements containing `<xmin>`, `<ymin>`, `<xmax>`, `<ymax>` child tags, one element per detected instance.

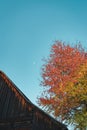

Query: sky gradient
<box><xmin>0</xmin><ymin>0</ymin><xmax>87</xmax><ymax>107</ymax></box>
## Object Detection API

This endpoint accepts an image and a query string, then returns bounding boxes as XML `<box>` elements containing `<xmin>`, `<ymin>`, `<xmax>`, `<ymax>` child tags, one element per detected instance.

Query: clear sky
<box><xmin>0</xmin><ymin>0</ymin><xmax>87</xmax><ymax>106</ymax></box>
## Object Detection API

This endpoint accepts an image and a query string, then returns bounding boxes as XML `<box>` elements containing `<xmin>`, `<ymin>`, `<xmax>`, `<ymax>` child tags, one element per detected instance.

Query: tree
<box><xmin>38</xmin><ymin>41</ymin><xmax>87</xmax><ymax>129</ymax></box>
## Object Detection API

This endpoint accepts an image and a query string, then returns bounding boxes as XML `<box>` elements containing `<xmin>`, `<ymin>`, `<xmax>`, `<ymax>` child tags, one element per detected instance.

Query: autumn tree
<box><xmin>38</xmin><ymin>41</ymin><xmax>87</xmax><ymax>129</ymax></box>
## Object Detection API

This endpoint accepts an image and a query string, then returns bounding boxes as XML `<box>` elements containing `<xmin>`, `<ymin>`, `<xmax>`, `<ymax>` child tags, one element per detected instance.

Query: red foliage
<box><xmin>39</xmin><ymin>41</ymin><xmax>86</xmax><ymax>116</ymax></box>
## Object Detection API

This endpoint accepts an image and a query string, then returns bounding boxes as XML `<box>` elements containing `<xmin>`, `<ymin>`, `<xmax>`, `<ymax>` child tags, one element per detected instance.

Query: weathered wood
<box><xmin>0</xmin><ymin>71</ymin><xmax>68</xmax><ymax>130</ymax></box>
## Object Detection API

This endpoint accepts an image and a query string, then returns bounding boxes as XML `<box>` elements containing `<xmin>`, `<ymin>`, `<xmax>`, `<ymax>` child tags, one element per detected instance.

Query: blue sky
<box><xmin>0</xmin><ymin>0</ymin><xmax>87</xmax><ymax>106</ymax></box>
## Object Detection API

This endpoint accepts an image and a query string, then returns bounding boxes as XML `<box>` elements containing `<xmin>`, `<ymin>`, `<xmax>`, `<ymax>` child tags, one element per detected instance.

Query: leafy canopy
<box><xmin>38</xmin><ymin>41</ymin><xmax>87</xmax><ymax>129</ymax></box>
